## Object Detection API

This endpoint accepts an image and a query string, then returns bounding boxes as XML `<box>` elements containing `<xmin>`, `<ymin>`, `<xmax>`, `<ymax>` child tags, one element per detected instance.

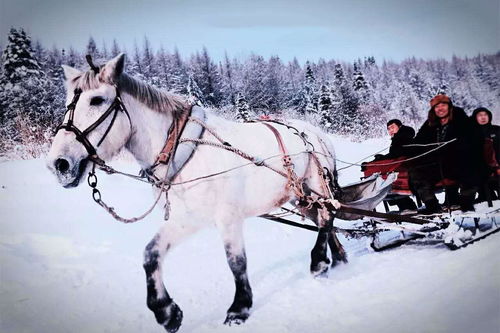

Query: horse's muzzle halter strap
<box><xmin>56</xmin><ymin>87</ymin><xmax>132</xmax><ymax>164</ymax></box>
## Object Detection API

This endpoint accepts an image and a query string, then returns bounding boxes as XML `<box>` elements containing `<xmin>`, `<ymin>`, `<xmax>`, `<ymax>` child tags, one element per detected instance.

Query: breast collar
<box><xmin>143</xmin><ymin>105</ymin><xmax>207</xmax><ymax>184</ymax></box>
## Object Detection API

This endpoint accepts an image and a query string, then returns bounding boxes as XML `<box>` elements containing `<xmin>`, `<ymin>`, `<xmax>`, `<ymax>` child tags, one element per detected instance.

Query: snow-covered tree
<box><xmin>86</xmin><ymin>36</ymin><xmax>100</xmax><ymax>61</ymax></box>
<box><xmin>190</xmin><ymin>47</ymin><xmax>222</xmax><ymax>107</ymax></box>
<box><xmin>186</xmin><ymin>72</ymin><xmax>204</xmax><ymax>106</ymax></box>
<box><xmin>169</xmin><ymin>47</ymin><xmax>187</xmax><ymax>94</ymax></box>
<box><xmin>0</xmin><ymin>28</ymin><xmax>54</xmax><ymax>152</ymax></box>
<box><xmin>235</xmin><ymin>92</ymin><xmax>251</xmax><ymax>122</ymax></box>
<box><xmin>318</xmin><ymin>83</ymin><xmax>333</xmax><ymax>128</ymax></box>
<box><xmin>219</xmin><ymin>52</ymin><xmax>236</xmax><ymax>107</ymax></box>
<box><xmin>110</xmin><ymin>39</ymin><xmax>121</xmax><ymax>57</ymax></box>
<box><xmin>142</xmin><ymin>37</ymin><xmax>156</xmax><ymax>84</ymax></box>
<box><xmin>241</xmin><ymin>54</ymin><xmax>267</xmax><ymax>111</ymax></box>
<box><xmin>296</xmin><ymin>62</ymin><xmax>318</xmax><ymax>114</ymax></box>
<box><xmin>330</xmin><ymin>63</ymin><xmax>361</xmax><ymax>134</ymax></box>
<box><xmin>2</xmin><ymin>28</ymin><xmax>42</xmax><ymax>83</ymax></box>
<box><xmin>264</xmin><ymin>56</ymin><xmax>284</xmax><ymax>113</ymax></box>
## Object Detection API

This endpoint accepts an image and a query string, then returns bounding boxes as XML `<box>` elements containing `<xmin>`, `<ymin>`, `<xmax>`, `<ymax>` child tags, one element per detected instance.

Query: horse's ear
<box><xmin>62</xmin><ymin>65</ymin><xmax>82</xmax><ymax>82</ymax></box>
<box><xmin>99</xmin><ymin>53</ymin><xmax>125</xmax><ymax>84</ymax></box>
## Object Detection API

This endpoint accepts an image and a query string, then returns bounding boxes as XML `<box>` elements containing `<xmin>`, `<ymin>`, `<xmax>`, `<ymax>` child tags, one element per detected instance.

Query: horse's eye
<box><xmin>90</xmin><ymin>96</ymin><xmax>105</xmax><ymax>106</ymax></box>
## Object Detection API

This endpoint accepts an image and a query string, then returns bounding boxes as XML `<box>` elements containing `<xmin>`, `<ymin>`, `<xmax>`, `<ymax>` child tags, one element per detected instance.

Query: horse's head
<box><xmin>47</xmin><ymin>54</ymin><xmax>132</xmax><ymax>188</ymax></box>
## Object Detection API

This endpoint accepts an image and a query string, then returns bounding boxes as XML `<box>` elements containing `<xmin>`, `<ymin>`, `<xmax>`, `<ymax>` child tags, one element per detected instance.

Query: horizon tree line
<box><xmin>1</xmin><ymin>27</ymin><xmax>499</xmax><ymax>157</ymax></box>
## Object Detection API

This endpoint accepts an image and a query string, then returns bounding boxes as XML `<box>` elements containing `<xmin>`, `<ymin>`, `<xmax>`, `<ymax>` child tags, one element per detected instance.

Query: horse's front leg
<box><xmin>218</xmin><ymin>219</ymin><xmax>253</xmax><ymax>326</ymax></box>
<box><xmin>328</xmin><ymin>227</ymin><xmax>348</xmax><ymax>267</ymax></box>
<box><xmin>143</xmin><ymin>222</ymin><xmax>193</xmax><ymax>333</ymax></box>
<box><xmin>310</xmin><ymin>226</ymin><xmax>331</xmax><ymax>277</ymax></box>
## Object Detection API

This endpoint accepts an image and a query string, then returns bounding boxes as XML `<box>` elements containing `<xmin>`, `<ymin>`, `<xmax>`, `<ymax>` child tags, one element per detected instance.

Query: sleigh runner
<box><xmin>260</xmin><ymin>174</ymin><xmax>500</xmax><ymax>251</ymax></box>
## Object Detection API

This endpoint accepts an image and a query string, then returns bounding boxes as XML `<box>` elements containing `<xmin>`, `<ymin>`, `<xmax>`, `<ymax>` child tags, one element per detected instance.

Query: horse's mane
<box><xmin>73</xmin><ymin>69</ymin><xmax>188</xmax><ymax>119</ymax></box>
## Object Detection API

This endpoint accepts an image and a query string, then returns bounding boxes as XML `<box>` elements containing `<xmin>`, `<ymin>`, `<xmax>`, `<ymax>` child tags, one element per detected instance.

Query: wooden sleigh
<box><xmin>262</xmin><ymin>140</ymin><xmax>500</xmax><ymax>252</ymax></box>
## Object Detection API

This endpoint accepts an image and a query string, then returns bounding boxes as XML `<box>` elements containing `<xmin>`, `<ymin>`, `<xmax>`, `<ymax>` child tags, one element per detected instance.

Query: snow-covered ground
<box><xmin>1</xmin><ymin>138</ymin><xmax>499</xmax><ymax>333</ymax></box>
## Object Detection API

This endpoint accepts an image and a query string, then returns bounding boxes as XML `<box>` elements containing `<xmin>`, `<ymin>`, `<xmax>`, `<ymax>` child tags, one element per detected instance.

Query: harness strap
<box><xmin>261</xmin><ymin>122</ymin><xmax>305</xmax><ymax>198</ymax></box>
<box><xmin>156</xmin><ymin>105</ymin><xmax>194</xmax><ymax>165</ymax></box>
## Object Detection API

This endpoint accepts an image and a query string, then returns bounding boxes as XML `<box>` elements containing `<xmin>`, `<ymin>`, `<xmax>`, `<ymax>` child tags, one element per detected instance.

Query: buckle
<box><xmin>158</xmin><ymin>152</ymin><xmax>170</xmax><ymax>163</ymax></box>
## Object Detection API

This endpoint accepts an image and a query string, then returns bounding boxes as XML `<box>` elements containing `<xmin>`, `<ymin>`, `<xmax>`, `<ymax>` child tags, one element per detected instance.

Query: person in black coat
<box><xmin>472</xmin><ymin>107</ymin><xmax>500</xmax><ymax>168</ymax></box>
<box><xmin>372</xmin><ymin>119</ymin><xmax>417</xmax><ymax>211</ymax></box>
<box><xmin>472</xmin><ymin>107</ymin><xmax>500</xmax><ymax>201</ymax></box>
<box><xmin>373</xmin><ymin>119</ymin><xmax>415</xmax><ymax>161</ymax></box>
<box><xmin>409</xmin><ymin>95</ymin><xmax>484</xmax><ymax>213</ymax></box>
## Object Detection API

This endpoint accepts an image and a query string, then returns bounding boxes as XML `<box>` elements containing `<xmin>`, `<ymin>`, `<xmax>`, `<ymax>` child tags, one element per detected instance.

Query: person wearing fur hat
<box><xmin>408</xmin><ymin>94</ymin><xmax>484</xmax><ymax>214</ymax></box>
<box><xmin>472</xmin><ymin>107</ymin><xmax>500</xmax><ymax>201</ymax></box>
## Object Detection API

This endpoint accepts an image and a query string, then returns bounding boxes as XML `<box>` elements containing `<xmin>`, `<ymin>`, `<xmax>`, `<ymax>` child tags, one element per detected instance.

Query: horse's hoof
<box><xmin>224</xmin><ymin>309</ymin><xmax>250</xmax><ymax>326</ymax></box>
<box><xmin>310</xmin><ymin>261</ymin><xmax>330</xmax><ymax>278</ymax></box>
<box><xmin>330</xmin><ymin>256</ymin><xmax>348</xmax><ymax>268</ymax></box>
<box><xmin>161</xmin><ymin>303</ymin><xmax>183</xmax><ymax>333</ymax></box>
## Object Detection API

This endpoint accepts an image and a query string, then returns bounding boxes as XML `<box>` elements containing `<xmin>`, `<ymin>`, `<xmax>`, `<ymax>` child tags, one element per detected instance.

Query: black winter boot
<box><xmin>418</xmin><ymin>199</ymin><xmax>442</xmax><ymax>215</ymax></box>
<box><xmin>459</xmin><ymin>195</ymin><xmax>475</xmax><ymax>212</ymax></box>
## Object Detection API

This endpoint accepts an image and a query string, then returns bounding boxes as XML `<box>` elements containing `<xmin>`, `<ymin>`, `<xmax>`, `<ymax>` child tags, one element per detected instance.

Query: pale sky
<box><xmin>1</xmin><ymin>0</ymin><xmax>499</xmax><ymax>63</ymax></box>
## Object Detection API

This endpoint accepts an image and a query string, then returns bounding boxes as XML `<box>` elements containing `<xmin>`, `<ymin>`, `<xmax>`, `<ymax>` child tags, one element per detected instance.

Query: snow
<box><xmin>1</xmin><ymin>139</ymin><xmax>499</xmax><ymax>333</ymax></box>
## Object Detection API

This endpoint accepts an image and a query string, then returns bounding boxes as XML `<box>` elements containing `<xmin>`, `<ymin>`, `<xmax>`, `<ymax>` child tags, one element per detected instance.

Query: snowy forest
<box><xmin>1</xmin><ymin>27</ymin><xmax>499</xmax><ymax>158</ymax></box>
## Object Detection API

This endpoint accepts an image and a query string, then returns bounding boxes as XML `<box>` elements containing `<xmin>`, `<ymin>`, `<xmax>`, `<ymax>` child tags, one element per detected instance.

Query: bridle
<box><xmin>56</xmin><ymin>86</ymin><xmax>132</xmax><ymax>164</ymax></box>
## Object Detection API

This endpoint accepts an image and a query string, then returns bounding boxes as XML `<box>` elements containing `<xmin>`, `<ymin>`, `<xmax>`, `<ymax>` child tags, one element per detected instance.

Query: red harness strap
<box><xmin>261</xmin><ymin>122</ymin><xmax>305</xmax><ymax>198</ymax></box>
<box><xmin>156</xmin><ymin>105</ymin><xmax>193</xmax><ymax>165</ymax></box>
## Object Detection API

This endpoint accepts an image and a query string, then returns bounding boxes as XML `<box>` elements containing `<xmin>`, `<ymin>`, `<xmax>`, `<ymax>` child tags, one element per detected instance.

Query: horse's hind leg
<box><xmin>143</xmin><ymin>223</ymin><xmax>194</xmax><ymax>333</ymax></box>
<box><xmin>218</xmin><ymin>219</ymin><xmax>253</xmax><ymax>326</ymax></box>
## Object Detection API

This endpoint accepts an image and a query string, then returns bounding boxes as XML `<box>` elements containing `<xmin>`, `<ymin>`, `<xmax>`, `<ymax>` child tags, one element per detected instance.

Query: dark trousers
<box><xmin>409</xmin><ymin>162</ymin><xmax>477</xmax><ymax>204</ymax></box>
<box><xmin>389</xmin><ymin>197</ymin><xmax>417</xmax><ymax>211</ymax></box>
<box><xmin>409</xmin><ymin>163</ymin><xmax>443</xmax><ymax>203</ymax></box>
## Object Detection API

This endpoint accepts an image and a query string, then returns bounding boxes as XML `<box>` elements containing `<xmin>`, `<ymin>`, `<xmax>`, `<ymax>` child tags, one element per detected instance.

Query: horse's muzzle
<box><xmin>49</xmin><ymin>156</ymin><xmax>89</xmax><ymax>188</ymax></box>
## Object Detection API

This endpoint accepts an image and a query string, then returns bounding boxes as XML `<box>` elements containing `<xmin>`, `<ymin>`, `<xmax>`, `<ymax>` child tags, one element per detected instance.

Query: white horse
<box><xmin>47</xmin><ymin>54</ymin><xmax>347</xmax><ymax>332</ymax></box>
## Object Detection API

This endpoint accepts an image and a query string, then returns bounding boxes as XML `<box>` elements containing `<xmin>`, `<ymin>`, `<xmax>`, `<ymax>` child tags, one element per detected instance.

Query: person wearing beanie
<box><xmin>472</xmin><ymin>107</ymin><xmax>500</xmax><ymax>166</ymax></box>
<box><xmin>471</xmin><ymin>107</ymin><xmax>500</xmax><ymax>201</ymax></box>
<box><xmin>408</xmin><ymin>94</ymin><xmax>484</xmax><ymax>214</ymax></box>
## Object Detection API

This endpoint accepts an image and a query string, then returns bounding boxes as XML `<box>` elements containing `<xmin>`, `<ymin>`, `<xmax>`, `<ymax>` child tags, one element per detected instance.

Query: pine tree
<box><xmin>220</xmin><ymin>52</ymin><xmax>236</xmax><ymax>106</ymax></box>
<box><xmin>156</xmin><ymin>46</ymin><xmax>171</xmax><ymax>89</ymax></box>
<box><xmin>282</xmin><ymin>57</ymin><xmax>302</xmax><ymax>109</ymax></box>
<box><xmin>129</xmin><ymin>42</ymin><xmax>144</xmax><ymax>79</ymax></box>
<box><xmin>297</xmin><ymin>61</ymin><xmax>317</xmax><ymax>114</ymax></box>
<box><xmin>318</xmin><ymin>83</ymin><xmax>333</xmax><ymax>128</ymax></box>
<box><xmin>192</xmin><ymin>47</ymin><xmax>222</xmax><ymax>107</ymax></box>
<box><xmin>142</xmin><ymin>37</ymin><xmax>155</xmax><ymax>83</ymax></box>
<box><xmin>110</xmin><ymin>39</ymin><xmax>121</xmax><ymax>57</ymax></box>
<box><xmin>86</xmin><ymin>36</ymin><xmax>100</xmax><ymax>61</ymax></box>
<box><xmin>235</xmin><ymin>92</ymin><xmax>251</xmax><ymax>122</ymax></box>
<box><xmin>186</xmin><ymin>72</ymin><xmax>204</xmax><ymax>106</ymax></box>
<box><xmin>353</xmin><ymin>62</ymin><xmax>368</xmax><ymax>92</ymax></box>
<box><xmin>241</xmin><ymin>54</ymin><xmax>267</xmax><ymax>111</ymax></box>
<box><xmin>66</xmin><ymin>47</ymin><xmax>81</xmax><ymax>68</ymax></box>
<box><xmin>169</xmin><ymin>47</ymin><xmax>187</xmax><ymax>94</ymax></box>
<box><xmin>2</xmin><ymin>28</ymin><xmax>42</xmax><ymax>83</ymax></box>
<box><xmin>331</xmin><ymin>63</ymin><xmax>360</xmax><ymax>135</ymax></box>
<box><xmin>264</xmin><ymin>56</ymin><xmax>283</xmax><ymax>113</ymax></box>
<box><xmin>101</xmin><ymin>40</ymin><xmax>109</xmax><ymax>59</ymax></box>
<box><xmin>0</xmin><ymin>28</ymin><xmax>54</xmax><ymax>153</ymax></box>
